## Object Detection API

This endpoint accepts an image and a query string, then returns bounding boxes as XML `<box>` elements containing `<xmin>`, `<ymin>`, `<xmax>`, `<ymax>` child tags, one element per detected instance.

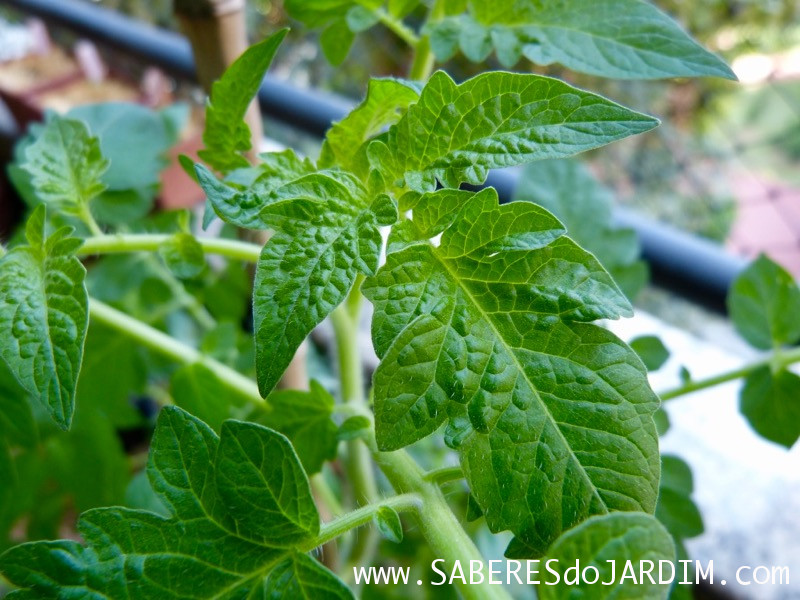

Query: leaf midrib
<box><xmin>429</xmin><ymin>243</ymin><xmax>610</xmax><ymax>513</ymax></box>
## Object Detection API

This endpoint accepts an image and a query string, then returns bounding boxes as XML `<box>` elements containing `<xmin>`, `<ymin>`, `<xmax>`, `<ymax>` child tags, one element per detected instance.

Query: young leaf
<box><xmin>254</xmin><ymin>172</ymin><xmax>397</xmax><ymax>395</ymax></box>
<box><xmin>0</xmin><ymin>407</ymin><xmax>340</xmax><ymax>597</ymax></box>
<box><xmin>656</xmin><ymin>456</ymin><xmax>703</xmax><ymax>542</ymax></box>
<box><xmin>20</xmin><ymin>114</ymin><xmax>109</xmax><ymax>215</ymax></box>
<box><xmin>0</xmin><ymin>206</ymin><xmax>88</xmax><ymax>429</ymax></box>
<box><xmin>158</xmin><ymin>232</ymin><xmax>206</xmax><ymax>279</ymax></box>
<box><xmin>253</xmin><ymin>380</ymin><xmax>339</xmax><ymax>474</ymax></box>
<box><xmin>727</xmin><ymin>254</ymin><xmax>800</xmax><ymax>350</ymax></box>
<box><xmin>369</xmin><ymin>70</ymin><xmax>659</xmax><ymax>193</ymax></box>
<box><xmin>198</xmin><ymin>29</ymin><xmax>288</xmax><ymax>173</ymax></box>
<box><xmin>436</xmin><ymin>0</ymin><xmax>736</xmax><ymax>80</ymax></box>
<box><xmin>374</xmin><ymin>506</ymin><xmax>403</xmax><ymax>543</ymax></box>
<box><xmin>740</xmin><ymin>367</ymin><xmax>800</xmax><ymax>449</ymax></box>
<box><xmin>537</xmin><ymin>513</ymin><xmax>675</xmax><ymax>599</ymax></box>
<box><xmin>320</xmin><ymin>18</ymin><xmax>356</xmax><ymax>65</ymax></box>
<box><xmin>514</xmin><ymin>159</ymin><xmax>648</xmax><ymax>299</ymax></box>
<box><xmin>196</xmin><ymin>149</ymin><xmax>316</xmax><ymax>229</ymax></box>
<box><xmin>630</xmin><ymin>336</ymin><xmax>670</xmax><ymax>372</ymax></box>
<box><xmin>337</xmin><ymin>415</ymin><xmax>371</xmax><ymax>441</ymax></box>
<box><xmin>364</xmin><ymin>188</ymin><xmax>660</xmax><ymax>555</ymax></box>
<box><xmin>319</xmin><ymin>78</ymin><xmax>421</xmax><ymax>176</ymax></box>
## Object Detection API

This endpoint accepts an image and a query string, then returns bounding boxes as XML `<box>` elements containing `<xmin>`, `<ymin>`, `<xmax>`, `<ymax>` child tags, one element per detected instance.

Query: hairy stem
<box><xmin>369</xmin><ymin>434</ymin><xmax>513</xmax><ymax>600</ymax></box>
<box><xmin>79</xmin><ymin>233</ymin><xmax>261</xmax><ymax>263</ymax></box>
<box><xmin>79</xmin><ymin>204</ymin><xmax>104</xmax><ymax>237</ymax></box>
<box><xmin>408</xmin><ymin>0</ymin><xmax>446</xmax><ymax>80</ymax></box>
<box><xmin>374</xmin><ymin>8</ymin><xmax>419</xmax><ymax>47</ymax></box>
<box><xmin>658</xmin><ymin>345</ymin><xmax>800</xmax><ymax>401</ymax></box>
<box><xmin>88</xmin><ymin>298</ymin><xmax>264</xmax><ymax>404</ymax></box>
<box><xmin>424</xmin><ymin>465</ymin><xmax>465</xmax><ymax>485</ymax></box>
<box><xmin>303</xmin><ymin>493</ymin><xmax>421</xmax><ymax>552</ymax></box>
<box><xmin>331</xmin><ymin>297</ymin><xmax>381</xmax><ymax>567</ymax></box>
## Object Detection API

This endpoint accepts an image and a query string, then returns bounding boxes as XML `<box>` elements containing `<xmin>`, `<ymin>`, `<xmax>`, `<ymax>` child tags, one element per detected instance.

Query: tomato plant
<box><xmin>1</xmin><ymin>1</ymin><xmax>795</xmax><ymax>599</ymax></box>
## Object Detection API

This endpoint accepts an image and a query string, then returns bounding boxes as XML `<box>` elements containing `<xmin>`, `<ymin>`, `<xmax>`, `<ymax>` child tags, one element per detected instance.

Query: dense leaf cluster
<box><xmin>1</xmin><ymin>2</ymin><xmax>783</xmax><ymax>599</ymax></box>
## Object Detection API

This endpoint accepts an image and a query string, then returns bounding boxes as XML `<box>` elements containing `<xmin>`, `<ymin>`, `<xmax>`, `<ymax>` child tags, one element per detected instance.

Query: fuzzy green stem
<box><xmin>408</xmin><ymin>0</ymin><xmax>446</xmax><ymax>80</ymax></box>
<box><xmin>79</xmin><ymin>204</ymin><xmax>104</xmax><ymax>237</ymax></box>
<box><xmin>88</xmin><ymin>298</ymin><xmax>264</xmax><ymax>404</ymax></box>
<box><xmin>301</xmin><ymin>493</ymin><xmax>421</xmax><ymax>552</ymax></box>
<box><xmin>374</xmin><ymin>8</ymin><xmax>419</xmax><ymax>47</ymax></box>
<box><xmin>369</xmin><ymin>435</ymin><xmax>513</xmax><ymax>600</ymax></box>
<box><xmin>658</xmin><ymin>345</ymin><xmax>800</xmax><ymax>401</ymax></box>
<box><xmin>424</xmin><ymin>465</ymin><xmax>465</xmax><ymax>485</ymax></box>
<box><xmin>79</xmin><ymin>233</ymin><xmax>261</xmax><ymax>263</ymax></box>
<box><xmin>331</xmin><ymin>299</ymin><xmax>381</xmax><ymax>566</ymax></box>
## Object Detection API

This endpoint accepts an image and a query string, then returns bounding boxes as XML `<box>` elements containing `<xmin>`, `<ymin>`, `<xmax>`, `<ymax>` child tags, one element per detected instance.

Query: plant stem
<box><xmin>79</xmin><ymin>233</ymin><xmax>261</xmax><ymax>263</ymax></box>
<box><xmin>374</xmin><ymin>8</ymin><xmax>419</xmax><ymax>47</ymax></box>
<box><xmin>330</xmin><ymin>298</ymin><xmax>381</xmax><ymax>566</ymax></box>
<box><xmin>80</xmin><ymin>204</ymin><xmax>104</xmax><ymax>237</ymax></box>
<box><xmin>658</xmin><ymin>345</ymin><xmax>800</xmax><ymax>401</ymax></box>
<box><xmin>369</xmin><ymin>435</ymin><xmax>512</xmax><ymax>600</ymax></box>
<box><xmin>424</xmin><ymin>465</ymin><xmax>465</xmax><ymax>485</ymax></box>
<box><xmin>147</xmin><ymin>254</ymin><xmax>217</xmax><ymax>331</ymax></box>
<box><xmin>408</xmin><ymin>0</ymin><xmax>446</xmax><ymax>80</ymax></box>
<box><xmin>301</xmin><ymin>493</ymin><xmax>421</xmax><ymax>552</ymax></box>
<box><xmin>88</xmin><ymin>298</ymin><xmax>264</xmax><ymax>405</ymax></box>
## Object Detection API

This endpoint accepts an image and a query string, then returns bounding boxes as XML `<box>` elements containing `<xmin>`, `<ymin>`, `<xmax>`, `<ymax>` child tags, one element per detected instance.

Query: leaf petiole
<box><xmin>302</xmin><ymin>493</ymin><xmax>421</xmax><ymax>551</ymax></box>
<box><xmin>79</xmin><ymin>233</ymin><xmax>261</xmax><ymax>263</ymax></box>
<box><xmin>658</xmin><ymin>345</ymin><xmax>800</xmax><ymax>401</ymax></box>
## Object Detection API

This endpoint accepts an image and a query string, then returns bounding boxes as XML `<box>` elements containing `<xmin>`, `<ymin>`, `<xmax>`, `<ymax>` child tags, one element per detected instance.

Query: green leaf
<box><xmin>215</xmin><ymin>420</ymin><xmax>320</xmax><ymax>546</ymax></box>
<box><xmin>363</xmin><ymin>188</ymin><xmax>660</xmax><ymax>555</ymax></box>
<box><xmin>337</xmin><ymin>415</ymin><xmax>371</xmax><ymax>441</ymax></box>
<box><xmin>630</xmin><ymin>336</ymin><xmax>670</xmax><ymax>372</ymax></box>
<box><xmin>514</xmin><ymin>159</ymin><xmax>648</xmax><ymax>299</ymax></box>
<box><xmin>20</xmin><ymin>114</ymin><xmax>109</xmax><ymax>215</ymax></box>
<box><xmin>740</xmin><ymin>367</ymin><xmax>800</xmax><ymax>448</ymax></box>
<box><xmin>656</xmin><ymin>456</ymin><xmax>703</xmax><ymax>541</ymax></box>
<box><xmin>262</xmin><ymin>552</ymin><xmax>354</xmax><ymax>599</ymax></box>
<box><xmin>321</xmin><ymin>18</ymin><xmax>356</xmax><ymax>65</ymax></box>
<box><xmin>727</xmin><ymin>254</ymin><xmax>800</xmax><ymax>350</ymax></box>
<box><xmin>0</xmin><ymin>361</ymin><xmax>38</xmax><ymax>449</ymax></box>
<box><xmin>655</xmin><ymin>456</ymin><xmax>703</xmax><ymax>600</ymax></box>
<box><xmin>199</xmin><ymin>30</ymin><xmax>288</xmax><ymax>173</ymax></box>
<box><xmin>68</xmin><ymin>102</ymin><xmax>168</xmax><ymax>190</ymax></box>
<box><xmin>374</xmin><ymin>506</ymin><xmax>403</xmax><ymax>543</ymax></box>
<box><xmin>537</xmin><ymin>513</ymin><xmax>675</xmax><ymax>599</ymax></box>
<box><xmin>254</xmin><ymin>380</ymin><xmax>339</xmax><ymax>474</ymax></box>
<box><xmin>0</xmin><ymin>207</ymin><xmax>88</xmax><ymax>429</ymax></box>
<box><xmin>447</xmin><ymin>0</ymin><xmax>736</xmax><ymax>80</ymax></box>
<box><xmin>0</xmin><ymin>407</ymin><xmax>328</xmax><ymax>597</ymax></box>
<box><xmin>158</xmin><ymin>232</ymin><xmax>207</xmax><ymax>279</ymax></box>
<box><xmin>347</xmin><ymin>5</ymin><xmax>380</xmax><ymax>32</ymax></box>
<box><xmin>254</xmin><ymin>172</ymin><xmax>397</xmax><ymax>395</ymax></box>
<box><xmin>197</xmin><ymin>150</ymin><xmax>316</xmax><ymax>229</ymax></box>
<box><xmin>319</xmin><ymin>78</ymin><xmax>421</xmax><ymax>177</ymax></box>
<box><xmin>369</xmin><ymin>71</ymin><xmax>659</xmax><ymax>193</ymax></box>
<box><xmin>285</xmin><ymin>0</ymin><xmax>380</xmax><ymax>28</ymax></box>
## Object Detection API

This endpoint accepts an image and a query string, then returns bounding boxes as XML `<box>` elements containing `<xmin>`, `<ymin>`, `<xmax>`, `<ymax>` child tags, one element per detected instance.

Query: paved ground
<box><xmin>727</xmin><ymin>172</ymin><xmax>800</xmax><ymax>277</ymax></box>
<box><xmin>609</xmin><ymin>311</ymin><xmax>800</xmax><ymax>600</ymax></box>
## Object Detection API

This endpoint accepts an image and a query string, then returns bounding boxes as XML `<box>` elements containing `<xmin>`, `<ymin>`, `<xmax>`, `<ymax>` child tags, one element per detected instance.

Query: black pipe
<box><xmin>4</xmin><ymin>0</ymin><xmax>747</xmax><ymax>311</ymax></box>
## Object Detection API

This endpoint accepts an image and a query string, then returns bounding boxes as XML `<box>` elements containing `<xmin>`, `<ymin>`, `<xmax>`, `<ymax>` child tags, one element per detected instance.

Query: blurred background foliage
<box><xmin>75</xmin><ymin>0</ymin><xmax>800</xmax><ymax>246</ymax></box>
